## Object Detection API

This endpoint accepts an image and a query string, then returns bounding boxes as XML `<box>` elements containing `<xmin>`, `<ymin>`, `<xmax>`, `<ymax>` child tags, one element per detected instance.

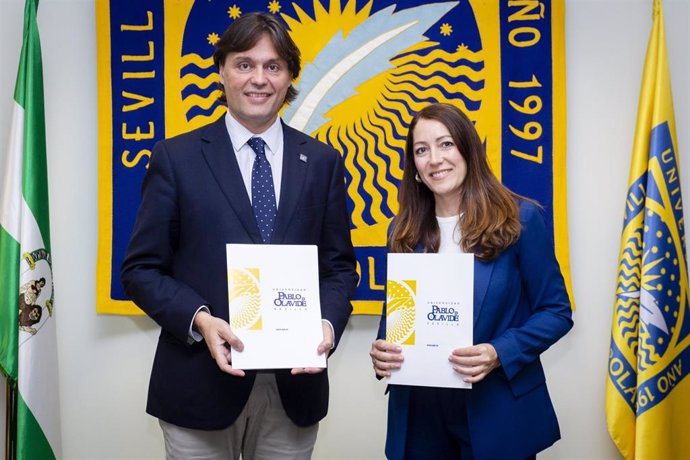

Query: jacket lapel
<box><xmin>200</xmin><ymin>117</ymin><xmax>262</xmax><ymax>243</ymax></box>
<box><xmin>271</xmin><ymin>123</ymin><xmax>308</xmax><ymax>243</ymax></box>
<box><xmin>473</xmin><ymin>257</ymin><xmax>494</xmax><ymax>325</ymax></box>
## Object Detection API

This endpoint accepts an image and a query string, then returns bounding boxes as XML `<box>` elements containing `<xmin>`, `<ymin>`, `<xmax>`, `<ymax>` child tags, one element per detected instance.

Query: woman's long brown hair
<box><xmin>389</xmin><ymin>103</ymin><xmax>524</xmax><ymax>260</ymax></box>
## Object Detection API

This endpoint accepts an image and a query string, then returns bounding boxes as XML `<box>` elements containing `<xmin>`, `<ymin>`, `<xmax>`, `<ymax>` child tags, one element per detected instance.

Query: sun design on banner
<box><xmin>386</xmin><ymin>279</ymin><xmax>416</xmax><ymax>345</ymax></box>
<box><xmin>283</xmin><ymin>1</ymin><xmax>485</xmax><ymax>231</ymax></box>
<box><xmin>611</xmin><ymin>122</ymin><xmax>690</xmax><ymax>414</ymax></box>
<box><xmin>173</xmin><ymin>0</ymin><xmax>485</xmax><ymax>309</ymax></box>
<box><xmin>228</xmin><ymin>268</ymin><xmax>262</xmax><ymax>330</ymax></box>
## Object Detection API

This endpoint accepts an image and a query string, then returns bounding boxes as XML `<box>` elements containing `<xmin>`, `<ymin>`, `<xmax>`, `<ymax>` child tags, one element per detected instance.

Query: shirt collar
<box><xmin>224</xmin><ymin>111</ymin><xmax>283</xmax><ymax>156</ymax></box>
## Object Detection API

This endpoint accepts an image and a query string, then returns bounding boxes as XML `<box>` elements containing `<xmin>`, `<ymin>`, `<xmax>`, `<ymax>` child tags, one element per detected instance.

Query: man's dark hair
<box><xmin>213</xmin><ymin>12</ymin><xmax>301</xmax><ymax>105</ymax></box>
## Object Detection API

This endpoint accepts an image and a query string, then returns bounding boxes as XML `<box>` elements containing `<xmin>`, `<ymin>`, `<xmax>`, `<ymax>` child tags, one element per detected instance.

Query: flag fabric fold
<box><xmin>606</xmin><ymin>1</ymin><xmax>690</xmax><ymax>459</ymax></box>
<box><xmin>0</xmin><ymin>0</ymin><xmax>61</xmax><ymax>458</ymax></box>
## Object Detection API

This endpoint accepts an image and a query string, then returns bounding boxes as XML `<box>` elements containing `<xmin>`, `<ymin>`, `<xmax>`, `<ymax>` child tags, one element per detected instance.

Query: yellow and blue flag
<box><xmin>607</xmin><ymin>1</ymin><xmax>690</xmax><ymax>458</ymax></box>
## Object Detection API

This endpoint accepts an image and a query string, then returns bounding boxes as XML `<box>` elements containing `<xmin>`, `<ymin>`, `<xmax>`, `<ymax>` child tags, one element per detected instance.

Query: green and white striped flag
<box><xmin>0</xmin><ymin>0</ymin><xmax>61</xmax><ymax>458</ymax></box>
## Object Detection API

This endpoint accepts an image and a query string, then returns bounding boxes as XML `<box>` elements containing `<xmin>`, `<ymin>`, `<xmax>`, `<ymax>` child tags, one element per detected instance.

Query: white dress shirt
<box><xmin>436</xmin><ymin>215</ymin><xmax>463</xmax><ymax>254</ymax></box>
<box><xmin>224</xmin><ymin>112</ymin><xmax>284</xmax><ymax>207</ymax></box>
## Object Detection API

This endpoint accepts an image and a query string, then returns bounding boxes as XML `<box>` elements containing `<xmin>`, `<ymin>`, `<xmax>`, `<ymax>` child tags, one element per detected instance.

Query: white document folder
<box><xmin>226</xmin><ymin>244</ymin><xmax>326</xmax><ymax>370</ymax></box>
<box><xmin>386</xmin><ymin>253</ymin><xmax>474</xmax><ymax>388</ymax></box>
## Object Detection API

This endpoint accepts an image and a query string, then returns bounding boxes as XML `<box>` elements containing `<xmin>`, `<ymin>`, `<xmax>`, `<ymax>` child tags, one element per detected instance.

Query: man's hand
<box><xmin>291</xmin><ymin>320</ymin><xmax>333</xmax><ymax>375</ymax></box>
<box><xmin>194</xmin><ymin>311</ymin><xmax>245</xmax><ymax>377</ymax></box>
<box><xmin>369</xmin><ymin>339</ymin><xmax>403</xmax><ymax>378</ymax></box>
<box><xmin>448</xmin><ymin>343</ymin><xmax>500</xmax><ymax>383</ymax></box>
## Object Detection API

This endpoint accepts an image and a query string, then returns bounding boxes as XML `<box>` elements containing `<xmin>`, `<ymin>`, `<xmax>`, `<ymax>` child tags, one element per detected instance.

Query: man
<box><xmin>120</xmin><ymin>12</ymin><xmax>357</xmax><ymax>459</ymax></box>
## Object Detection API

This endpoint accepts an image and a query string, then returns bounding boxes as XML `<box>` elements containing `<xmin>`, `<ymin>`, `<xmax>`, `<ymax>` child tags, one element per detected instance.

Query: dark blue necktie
<box><xmin>248</xmin><ymin>137</ymin><xmax>277</xmax><ymax>244</ymax></box>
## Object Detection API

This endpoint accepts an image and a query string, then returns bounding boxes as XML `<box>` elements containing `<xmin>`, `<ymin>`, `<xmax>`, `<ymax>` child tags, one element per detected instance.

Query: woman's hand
<box><xmin>369</xmin><ymin>339</ymin><xmax>403</xmax><ymax>377</ymax></box>
<box><xmin>449</xmin><ymin>343</ymin><xmax>500</xmax><ymax>383</ymax></box>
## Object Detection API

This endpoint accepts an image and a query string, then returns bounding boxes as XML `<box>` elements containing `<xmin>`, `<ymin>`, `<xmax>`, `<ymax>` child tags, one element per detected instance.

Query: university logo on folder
<box><xmin>96</xmin><ymin>0</ymin><xmax>570</xmax><ymax>315</ymax></box>
<box><xmin>606</xmin><ymin>1</ymin><xmax>690</xmax><ymax>458</ymax></box>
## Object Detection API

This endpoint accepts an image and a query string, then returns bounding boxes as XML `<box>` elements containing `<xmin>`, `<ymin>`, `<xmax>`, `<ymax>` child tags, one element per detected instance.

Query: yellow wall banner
<box><xmin>96</xmin><ymin>0</ymin><xmax>570</xmax><ymax>315</ymax></box>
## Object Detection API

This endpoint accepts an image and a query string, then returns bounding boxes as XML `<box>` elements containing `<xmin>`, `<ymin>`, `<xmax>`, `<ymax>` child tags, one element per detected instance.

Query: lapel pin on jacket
<box><xmin>299</xmin><ymin>153</ymin><xmax>308</xmax><ymax>163</ymax></box>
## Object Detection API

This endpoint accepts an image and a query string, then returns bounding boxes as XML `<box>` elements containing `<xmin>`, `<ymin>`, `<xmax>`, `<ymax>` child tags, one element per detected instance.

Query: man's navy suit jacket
<box><xmin>121</xmin><ymin>116</ymin><xmax>358</xmax><ymax>429</ymax></box>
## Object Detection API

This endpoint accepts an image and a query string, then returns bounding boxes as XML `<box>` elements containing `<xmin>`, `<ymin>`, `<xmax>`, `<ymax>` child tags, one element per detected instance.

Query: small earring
<box><xmin>414</xmin><ymin>172</ymin><xmax>421</xmax><ymax>183</ymax></box>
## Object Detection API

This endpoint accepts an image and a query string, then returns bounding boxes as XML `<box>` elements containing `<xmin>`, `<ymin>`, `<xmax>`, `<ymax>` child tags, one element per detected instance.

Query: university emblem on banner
<box><xmin>96</xmin><ymin>0</ymin><xmax>569</xmax><ymax>315</ymax></box>
<box><xmin>610</xmin><ymin>122</ymin><xmax>690</xmax><ymax>414</ymax></box>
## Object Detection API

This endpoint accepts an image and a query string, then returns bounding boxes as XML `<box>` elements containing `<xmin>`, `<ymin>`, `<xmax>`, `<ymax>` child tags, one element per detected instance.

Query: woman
<box><xmin>370</xmin><ymin>103</ymin><xmax>573</xmax><ymax>460</ymax></box>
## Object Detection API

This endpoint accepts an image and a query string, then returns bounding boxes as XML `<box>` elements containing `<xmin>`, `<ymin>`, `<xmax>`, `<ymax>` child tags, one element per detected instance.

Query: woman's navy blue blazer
<box><xmin>377</xmin><ymin>201</ymin><xmax>574</xmax><ymax>460</ymax></box>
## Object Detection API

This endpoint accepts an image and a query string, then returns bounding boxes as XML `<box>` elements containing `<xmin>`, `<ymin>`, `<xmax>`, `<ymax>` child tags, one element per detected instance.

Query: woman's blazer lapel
<box><xmin>473</xmin><ymin>258</ymin><xmax>494</xmax><ymax>325</ymax></box>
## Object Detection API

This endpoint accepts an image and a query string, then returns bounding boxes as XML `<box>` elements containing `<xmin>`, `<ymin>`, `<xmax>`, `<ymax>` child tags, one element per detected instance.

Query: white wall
<box><xmin>0</xmin><ymin>0</ymin><xmax>688</xmax><ymax>458</ymax></box>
